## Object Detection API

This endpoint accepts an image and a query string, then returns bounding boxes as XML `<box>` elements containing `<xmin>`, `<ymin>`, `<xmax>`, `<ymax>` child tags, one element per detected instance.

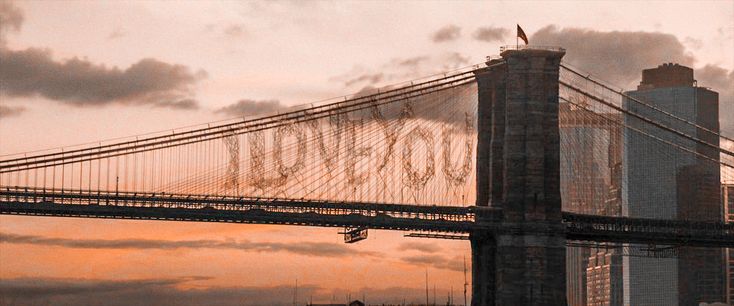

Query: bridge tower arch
<box><xmin>472</xmin><ymin>47</ymin><xmax>567</xmax><ymax>305</ymax></box>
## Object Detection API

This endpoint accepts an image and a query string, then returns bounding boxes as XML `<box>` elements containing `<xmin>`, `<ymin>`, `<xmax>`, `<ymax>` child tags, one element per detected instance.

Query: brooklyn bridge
<box><xmin>1</xmin><ymin>46</ymin><xmax>732</xmax><ymax>305</ymax></box>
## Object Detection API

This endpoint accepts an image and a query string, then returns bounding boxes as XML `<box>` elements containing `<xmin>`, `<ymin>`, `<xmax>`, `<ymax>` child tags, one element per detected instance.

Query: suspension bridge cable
<box><xmin>560</xmin><ymin>63</ymin><xmax>733</xmax><ymax>142</ymax></box>
<box><xmin>559</xmin><ymin>96</ymin><xmax>734</xmax><ymax>169</ymax></box>
<box><xmin>0</xmin><ymin>79</ymin><xmax>476</xmax><ymax>173</ymax></box>
<box><xmin>149</xmin><ymin>82</ymin><xmax>474</xmax><ymax>205</ymax></box>
<box><xmin>559</xmin><ymin>80</ymin><xmax>734</xmax><ymax>159</ymax></box>
<box><xmin>0</xmin><ymin>69</ymin><xmax>479</xmax><ymax>164</ymax></box>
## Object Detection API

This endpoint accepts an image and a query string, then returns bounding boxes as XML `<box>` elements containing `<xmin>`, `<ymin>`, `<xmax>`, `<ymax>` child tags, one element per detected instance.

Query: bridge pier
<box><xmin>472</xmin><ymin>47</ymin><xmax>567</xmax><ymax>305</ymax></box>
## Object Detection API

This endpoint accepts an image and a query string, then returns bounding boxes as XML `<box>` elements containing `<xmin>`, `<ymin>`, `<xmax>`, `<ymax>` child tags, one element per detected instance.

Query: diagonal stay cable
<box><xmin>560</xmin><ymin>63</ymin><xmax>734</xmax><ymax>143</ymax></box>
<box><xmin>0</xmin><ymin>68</ymin><xmax>481</xmax><ymax>166</ymax></box>
<box><xmin>560</xmin><ymin>80</ymin><xmax>734</xmax><ymax>159</ymax></box>
<box><xmin>559</xmin><ymin>96</ymin><xmax>734</xmax><ymax>169</ymax></box>
<box><xmin>1</xmin><ymin>79</ymin><xmax>477</xmax><ymax>173</ymax></box>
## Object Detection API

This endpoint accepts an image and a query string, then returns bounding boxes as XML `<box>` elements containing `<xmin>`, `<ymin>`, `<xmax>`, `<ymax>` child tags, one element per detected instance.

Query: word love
<box><xmin>243</xmin><ymin>103</ymin><xmax>474</xmax><ymax>191</ymax></box>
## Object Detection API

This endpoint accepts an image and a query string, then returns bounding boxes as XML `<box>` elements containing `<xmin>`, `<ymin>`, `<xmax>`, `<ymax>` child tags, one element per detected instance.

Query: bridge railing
<box><xmin>0</xmin><ymin>186</ymin><xmax>475</xmax><ymax>223</ymax></box>
<box><xmin>2</xmin><ymin>186</ymin><xmax>734</xmax><ymax>247</ymax></box>
<box><xmin>500</xmin><ymin>45</ymin><xmax>566</xmax><ymax>53</ymax></box>
<box><xmin>564</xmin><ymin>212</ymin><xmax>734</xmax><ymax>247</ymax></box>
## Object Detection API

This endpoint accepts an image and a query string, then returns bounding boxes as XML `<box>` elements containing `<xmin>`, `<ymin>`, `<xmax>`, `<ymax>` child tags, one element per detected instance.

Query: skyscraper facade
<box><xmin>622</xmin><ymin>63</ymin><xmax>724</xmax><ymax>305</ymax></box>
<box><xmin>724</xmin><ymin>184</ymin><xmax>734</xmax><ymax>304</ymax></box>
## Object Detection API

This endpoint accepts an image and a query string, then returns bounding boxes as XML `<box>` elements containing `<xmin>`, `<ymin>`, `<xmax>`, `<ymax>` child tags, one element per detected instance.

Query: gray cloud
<box><xmin>344</xmin><ymin>73</ymin><xmax>384</xmax><ymax>87</ymax></box>
<box><xmin>385</xmin><ymin>52</ymin><xmax>469</xmax><ymax>73</ymax></box>
<box><xmin>215</xmin><ymin>99</ymin><xmax>289</xmax><ymax>117</ymax></box>
<box><xmin>0</xmin><ymin>232</ymin><xmax>381</xmax><ymax>258</ymax></box>
<box><xmin>0</xmin><ymin>105</ymin><xmax>24</xmax><ymax>118</ymax></box>
<box><xmin>223</xmin><ymin>24</ymin><xmax>246</xmax><ymax>37</ymax></box>
<box><xmin>344</xmin><ymin>82</ymin><xmax>475</xmax><ymax>129</ymax></box>
<box><xmin>350</xmin><ymin>85</ymin><xmax>385</xmax><ymax>99</ymax></box>
<box><xmin>336</xmin><ymin>58</ymin><xmax>423</xmax><ymax>88</ymax></box>
<box><xmin>396</xmin><ymin>56</ymin><xmax>429</xmax><ymax>68</ymax></box>
<box><xmin>0</xmin><ymin>2</ymin><xmax>204</xmax><ymax>112</ymax></box>
<box><xmin>107</xmin><ymin>28</ymin><xmax>126</xmax><ymax>40</ymax></box>
<box><xmin>0</xmin><ymin>0</ymin><xmax>22</xmax><ymax>43</ymax></box>
<box><xmin>473</xmin><ymin>26</ymin><xmax>509</xmax><ymax>42</ymax></box>
<box><xmin>0</xmin><ymin>276</ymin><xmax>210</xmax><ymax>298</ymax></box>
<box><xmin>399</xmin><ymin>254</ymin><xmax>464</xmax><ymax>272</ymax></box>
<box><xmin>531</xmin><ymin>25</ymin><xmax>695</xmax><ymax>89</ymax></box>
<box><xmin>153</xmin><ymin>98</ymin><xmax>199</xmax><ymax>110</ymax></box>
<box><xmin>696</xmin><ymin>64</ymin><xmax>734</xmax><ymax>135</ymax></box>
<box><xmin>333</xmin><ymin>53</ymin><xmax>471</xmax><ymax>90</ymax></box>
<box><xmin>531</xmin><ymin>25</ymin><xmax>733</xmax><ymax>136</ymax></box>
<box><xmin>683</xmin><ymin>36</ymin><xmax>703</xmax><ymax>50</ymax></box>
<box><xmin>339</xmin><ymin>53</ymin><xmax>476</xmax><ymax>127</ymax></box>
<box><xmin>397</xmin><ymin>242</ymin><xmax>442</xmax><ymax>253</ymax></box>
<box><xmin>0</xmin><ymin>47</ymin><xmax>205</xmax><ymax>110</ymax></box>
<box><xmin>431</xmin><ymin>25</ymin><xmax>461</xmax><ymax>43</ymax></box>
<box><xmin>0</xmin><ymin>277</ymin><xmax>320</xmax><ymax>306</ymax></box>
<box><xmin>440</xmin><ymin>52</ymin><xmax>470</xmax><ymax>70</ymax></box>
<box><xmin>0</xmin><ymin>277</ymin><xmax>444</xmax><ymax>306</ymax></box>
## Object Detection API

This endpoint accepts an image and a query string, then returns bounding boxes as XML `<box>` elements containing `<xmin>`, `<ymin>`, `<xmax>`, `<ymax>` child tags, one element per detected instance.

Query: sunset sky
<box><xmin>1</xmin><ymin>1</ymin><xmax>733</xmax><ymax>305</ymax></box>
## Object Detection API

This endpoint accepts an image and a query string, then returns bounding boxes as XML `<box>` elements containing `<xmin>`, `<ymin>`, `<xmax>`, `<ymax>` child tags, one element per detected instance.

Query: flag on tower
<box><xmin>517</xmin><ymin>24</ymin><xmax>529</xmax><ymax>45</ymax></box>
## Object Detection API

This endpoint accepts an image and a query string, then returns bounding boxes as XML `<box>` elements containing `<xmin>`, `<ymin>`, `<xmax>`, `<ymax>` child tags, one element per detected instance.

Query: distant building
<box><xmin>724</xmin><ymin>184</ymin><xmax>734</xmax><ymax>304</ymax></box>
<box><xmin>559</xmin><ymin>102</ymin><xmax>623</xmax><ymax>306</ymax></box>
<box><xmin>305</xmin><ymin>302</ymin><xmax>458</xmax><ymax>306</ymax></box>
<box><xmin>307</xmin><ymin>300</ymin><xmax>364</xmax><ymax>306</ymax></box>
<box><xmin>621</xmin><ymin>63</ymin><xmax>724</xmax><ymax>305</ymax></box>
<box><xmin>586</xmin><ymin>249</ymin><xmax>624</xmax><ymax>306</ymax></box>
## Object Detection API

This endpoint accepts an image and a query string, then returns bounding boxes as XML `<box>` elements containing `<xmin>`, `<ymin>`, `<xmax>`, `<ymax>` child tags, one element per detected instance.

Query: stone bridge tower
<box><xmin>472</xmin><ymin>47</ymin><xmax>567</xmax><ymax>305</ymax></box>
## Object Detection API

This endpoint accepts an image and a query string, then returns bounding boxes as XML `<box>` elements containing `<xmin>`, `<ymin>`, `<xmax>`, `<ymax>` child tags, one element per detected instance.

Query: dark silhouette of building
<box><xmin>307</xmin><ymin>300</ymin><xmax>364</xmax><ymax>306</ymax></box>
<box><xmin>637</xmin><ymin>63</ymin><xmax>696</xmax><ymax>90</ymax></box>
<box><xmin>306</xmin><ymin>301</ymin><xmax>461</xmax><ymax>306</ymax></box>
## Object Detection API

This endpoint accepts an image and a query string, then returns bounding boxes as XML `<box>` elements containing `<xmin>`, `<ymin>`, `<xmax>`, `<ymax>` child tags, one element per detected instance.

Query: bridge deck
<box><xmin>0</xmin><ymin>187</ymin><xmax>480</xmax><ymax>233</ymax></box>
<box><xmin>1</xmin><ymin>187</ymin><xmax>732</xmax><ymax>248</ymax></box>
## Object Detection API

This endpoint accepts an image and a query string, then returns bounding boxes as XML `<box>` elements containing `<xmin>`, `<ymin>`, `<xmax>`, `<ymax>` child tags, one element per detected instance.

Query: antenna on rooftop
<box><xmin>425</xmin><ymin>268</ymin><xmax>430</xmax><ymax>306</ymax></box>
<box><xmin>463</xmin><ymin>256</ymin><xmax>468</xmax><ymax>306</ymax></box>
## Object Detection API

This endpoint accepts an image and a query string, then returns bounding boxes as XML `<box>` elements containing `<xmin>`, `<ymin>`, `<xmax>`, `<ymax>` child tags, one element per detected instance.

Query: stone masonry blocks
<box><xmin>471</xmin><ymin>48</ymin><xmax>566</xmax><ymax>306</ymax></box>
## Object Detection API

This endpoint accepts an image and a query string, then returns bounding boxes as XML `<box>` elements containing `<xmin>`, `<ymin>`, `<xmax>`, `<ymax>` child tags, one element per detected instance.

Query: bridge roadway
<box><xmin>1</xmin><ymin>187</ymin><xmax>733</xmax><ymax>248</ymax></box>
